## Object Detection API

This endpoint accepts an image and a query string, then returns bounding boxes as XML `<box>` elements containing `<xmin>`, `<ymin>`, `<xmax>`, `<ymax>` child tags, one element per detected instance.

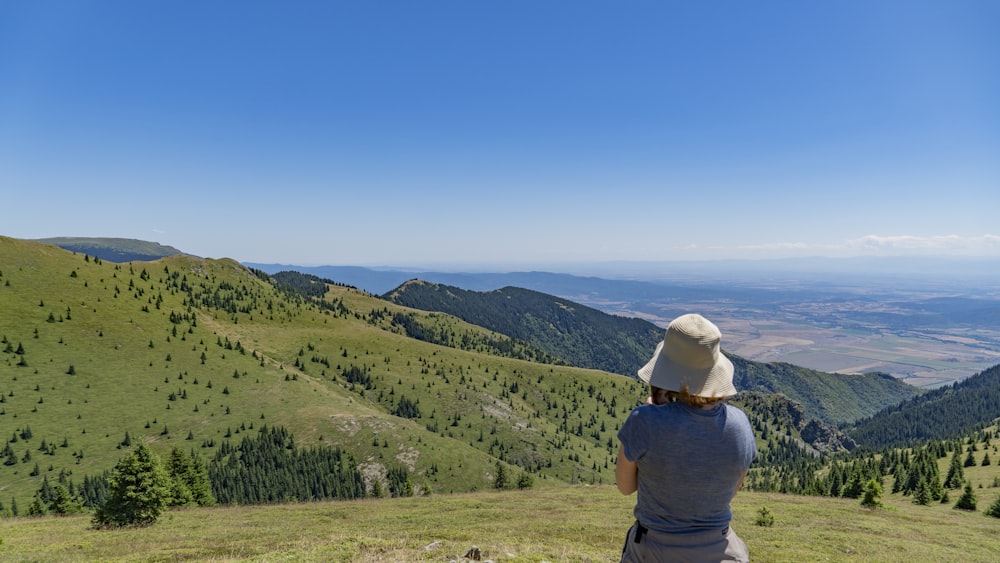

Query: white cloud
<box><xmin>846</xmin><ymin>234</ymin><xmax>1000</xmax><ymax>255</ymax></box>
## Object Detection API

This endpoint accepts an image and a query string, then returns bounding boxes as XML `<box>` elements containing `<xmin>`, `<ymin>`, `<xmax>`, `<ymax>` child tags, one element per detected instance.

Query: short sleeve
<box><xmin>618</xmin><ymin>407</ymin><xmax>646</xmax><ymax>462</ymax></box>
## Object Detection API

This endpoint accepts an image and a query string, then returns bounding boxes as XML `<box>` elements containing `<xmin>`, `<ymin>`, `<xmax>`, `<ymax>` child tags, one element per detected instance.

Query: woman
<box><xmin>616</xmin><ymin>313</ymin><xmax>757</xmax><ymax>563</ymax></box>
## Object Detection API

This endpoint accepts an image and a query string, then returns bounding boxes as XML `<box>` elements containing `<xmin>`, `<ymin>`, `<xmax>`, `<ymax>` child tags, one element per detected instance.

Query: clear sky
<box><xmin>2</xmin><ymin>1</ymin><xmax>998</xmax><ymax>268</ymax></box>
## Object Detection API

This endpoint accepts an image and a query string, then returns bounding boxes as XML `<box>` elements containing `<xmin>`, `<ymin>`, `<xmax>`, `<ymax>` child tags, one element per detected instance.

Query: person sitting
<box><xmin>617</xmin><ymin>313</ymin><xmax>757</xmax><ymax>563</ymax></box>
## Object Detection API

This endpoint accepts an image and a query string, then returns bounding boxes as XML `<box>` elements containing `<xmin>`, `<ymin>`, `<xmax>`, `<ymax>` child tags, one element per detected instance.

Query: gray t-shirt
<box><xmin>618</xmin><ymin>402</ymin><xmax>757</xmax><ymax>534</ymax></box>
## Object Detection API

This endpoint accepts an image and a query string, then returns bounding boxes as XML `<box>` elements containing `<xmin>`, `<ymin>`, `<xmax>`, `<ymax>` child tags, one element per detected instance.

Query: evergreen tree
<box><xmin>963</xmin><ymin>449</ymin><xmax>977</xmax><ymax>467</ymax></box>
<box><xmin>840</xmin><ymin>465</ymin><xmax>867</xmax><ymax>499</ymax></box>
<box><xmin>860</xmin><ymin>479</ymin><xmax>883</xmax><ymax>509</ymax></box>
<box><xmin>944</xmin><ymin>451</ymin><xmax>965</xmax><ymax>489</ymax></box>
<box><xmin>165</xmin><ymin>448</ymin><xmax>194</xmax><ymax>507</ymax></box>
<box><xmin>186</xmin><ymin>449</ymin><xmax>215</xmax><ymax>506</ymax></box>
<box><xmin>494</xmin><ymin>461</ymin><xmax>508</xmax><ymax>489</ymax></box>
<box><xmin>890</xmin><ymin>462</ymin><xmax>906</xmax><ymax>494</ymax></box>
<box><xmin>93</xmin><ymin>443</ymin><xmax>171</xmax><ymax>527</ymax></box>
<box><xmin>986</xmin><ymin>495</ymin><xmax>1000</xmax><ymax>518</ymax></box>
<box><xmin>48</xmin><ymin>483</ymin><xmax>83</xmax><ymax>515</ymax></box>
<box><xmin>913</xmin><ymin>479</ymin><xmax>932</xmax><ymax>506</ymax></box>
<box><xmin>953</xmin><ymin>483</ymin><xmax>977</xmax><ymax>511</ymax></box>
<box><xmin>827</xmin><ymin>463</ymin><xmax>845</xmax><ymax>497</ymax></box>
<box><xmin>163</xmin><ymin>448</ymin><xmax>214</xmax><ymax>506</ymax></box>
<box><xmin>27</xmin><ymin>495</ymin><xmax>47</xmax><ymax>516</ymax></box>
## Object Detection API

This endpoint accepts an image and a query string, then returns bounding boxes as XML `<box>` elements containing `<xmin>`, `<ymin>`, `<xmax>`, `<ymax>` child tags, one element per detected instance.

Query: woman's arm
<box><xmin>734</xmin><ymin>472</ymin><xmax>747</xmax><ymax>496</ymax></box>
<box><xmin>615</xmin><ymin>445</ymin><xmax>637</xmax><ymax>495</ymax></box>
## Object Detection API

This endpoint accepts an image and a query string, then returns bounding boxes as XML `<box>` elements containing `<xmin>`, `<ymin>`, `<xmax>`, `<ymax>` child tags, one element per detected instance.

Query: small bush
<box><xmin>756</xmin><ymin>506</ymin><xmax>775</xmax><ymax>527</ymax></box>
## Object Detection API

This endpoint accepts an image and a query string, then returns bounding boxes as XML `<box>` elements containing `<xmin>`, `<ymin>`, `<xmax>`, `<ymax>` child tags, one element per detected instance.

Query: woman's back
<box><xmin>619</xmin><ymin>402</ymin><xmax>756</xmax><ymax>534</ymax></box>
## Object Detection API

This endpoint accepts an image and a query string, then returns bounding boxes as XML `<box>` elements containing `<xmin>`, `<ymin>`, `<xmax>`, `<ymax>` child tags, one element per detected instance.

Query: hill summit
<box><xmin>33</xmin><ymin>237</ymin><xmax>185</xmax><ymax>263</ymax></box>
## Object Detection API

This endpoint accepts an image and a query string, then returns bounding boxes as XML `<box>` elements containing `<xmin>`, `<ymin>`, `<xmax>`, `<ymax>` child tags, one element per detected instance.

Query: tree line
<box><xmin>5</xmin><ymin>425</ymin><xmax>415</xmax><ymax>526</ymax></box>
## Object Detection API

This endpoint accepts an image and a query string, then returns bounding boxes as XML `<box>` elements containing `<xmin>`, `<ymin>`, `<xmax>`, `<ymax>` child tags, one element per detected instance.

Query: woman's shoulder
<box><xmin>722</xmin><ymin>403</ymin><xmax>754</xmax><ymax>428</ymax></box>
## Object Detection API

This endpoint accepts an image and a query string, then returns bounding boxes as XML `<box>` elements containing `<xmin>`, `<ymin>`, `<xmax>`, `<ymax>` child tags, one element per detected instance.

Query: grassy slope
<box><xmin>0</xmin><ymin>236</ymin><xmax>646</xmax><ymax>508</ymax></box>
<box><xmin>0</xmin><ymin>483</ymin><xmax>998</xmax><ymax>562</ymax></box>
<box><xmin>385</xmin><ymin>280</ymin><xmax>922</xmax><ymax>427</ymax></box>
<box><xmin>731</xmin><ymin>356</ymin><xmax>921</xmax><ymax>427</ymax></box>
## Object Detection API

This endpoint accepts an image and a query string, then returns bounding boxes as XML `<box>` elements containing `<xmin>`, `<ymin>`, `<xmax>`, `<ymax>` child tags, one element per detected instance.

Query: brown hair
<box><xmin>650</xmin><ymin>385</ymin><xmax>726</xmax><ymax>408</ymax></box>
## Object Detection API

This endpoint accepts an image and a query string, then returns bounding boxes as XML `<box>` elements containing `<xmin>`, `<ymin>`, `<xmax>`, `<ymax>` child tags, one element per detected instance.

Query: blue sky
<box><xmin>2</xmin><ymin>1</ymin><xmax>998</xmax><ymax>268</ymax></box>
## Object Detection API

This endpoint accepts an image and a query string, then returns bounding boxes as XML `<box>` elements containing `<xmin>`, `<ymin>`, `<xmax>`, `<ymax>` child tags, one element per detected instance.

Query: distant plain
<box><xmin>252</xmin><ymin>260</ymin><xmax>1000</xmax><ymax>388</ymax></box>
<box><xmin>571</xmin><ymin>275</ymin><xmax>1000</xmax><ymax>388</ymax></box>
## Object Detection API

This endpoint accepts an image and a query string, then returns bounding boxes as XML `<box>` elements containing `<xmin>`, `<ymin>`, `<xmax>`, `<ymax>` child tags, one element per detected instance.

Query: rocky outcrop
<box><xmin>801</xmin><ymin>419</ymin><xmax>857</xmax><ymax>454</ymax></box>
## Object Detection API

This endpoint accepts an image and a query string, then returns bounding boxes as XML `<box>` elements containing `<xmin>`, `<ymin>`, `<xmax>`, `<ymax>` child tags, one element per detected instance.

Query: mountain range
<box><xmin>3</xmin><ymin>235</ymin><xmax>999</xmax><ymax>516</ymax></box>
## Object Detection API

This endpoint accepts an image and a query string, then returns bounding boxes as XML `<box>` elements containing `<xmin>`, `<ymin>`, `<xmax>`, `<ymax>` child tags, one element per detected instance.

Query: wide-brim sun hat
<box><xmin>637</xmin><ymin>313</ymin><xmax>737</xmax><ymax>398</ymax></box>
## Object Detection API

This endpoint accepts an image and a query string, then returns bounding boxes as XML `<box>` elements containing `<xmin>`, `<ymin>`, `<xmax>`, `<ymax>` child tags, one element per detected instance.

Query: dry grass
<box><xmin>2</xmin><ymin>486</ymin><xmax>999</xmax><ymax>562</ymax></box>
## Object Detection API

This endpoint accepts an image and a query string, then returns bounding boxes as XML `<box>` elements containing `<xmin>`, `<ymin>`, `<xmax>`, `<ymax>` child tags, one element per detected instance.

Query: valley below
<box><xmin>563</xmin><ymin>276</ymin><xmax>1000</xmax><ymax>388</ymax></box>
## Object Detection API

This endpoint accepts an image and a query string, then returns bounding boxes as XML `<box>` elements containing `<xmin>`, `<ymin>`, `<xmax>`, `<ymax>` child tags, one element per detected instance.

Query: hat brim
<box><xmin>637</xmin><ymin>342</ymin><xmax>737</xmax><ymax>398</ymax></box>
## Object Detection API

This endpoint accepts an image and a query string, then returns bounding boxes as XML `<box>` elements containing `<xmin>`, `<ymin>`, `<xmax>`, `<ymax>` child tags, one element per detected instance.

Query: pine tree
<box><xmin>841</xmin><ymin>469</ymin><xmax>865</xmax><ymax>499</ymax></box>
<box><xmin>963</xmin><ymin>449</ymin><xmax>977</xmax><ymax>467</ymax></box>
<box><xmin>93</xmin><ymin>443</ymin><xmax>171</xmax><ymax>527</ymax></box>
<box><xmin>49</xmin><ymin>483</ymin><xmax>83</xmax><ymax>515</ymax></box>
<box><xmin>27</xmin><ymin>495</ymin><xmax>47</xmax><ymax>516</ymax></box>
<box><xmin>986</xmin><ymin>495</ymin><xmax>1000</xmax><ymax>518</ymax></box>
<box><xmin>953</xmin><ymin>483</ymin><xmax>977</xmax><ymax>511</ymax></box>
<box><xmin>944</xmin><ymin>451</ymin><xmax>965</xmax><ymax>489</ymax></box>
<box><xmin>165</xmin><ymin>447</ymin><xmax>195</xmax><ymax>507</ymax></box>
<box><xmin>891</xmin><ymin>462</ymin><xmax>906</xmax><ymax>494</ymax></box>
<box><xmin>494</xmin><ymin>461</ymin><xmax>508</xmax><ymax>490</ymax></box>
<box><xmin>913</xmin><ymin>479</ymin><xmax>932</xmax><ymax>506</ymax></box>
<box><xmin>860</xmin><ymin>479</ymin><xmax>884</xmax><ymax>509</ymax></box>
<box><xmin>186</xmin><ymin>449</ymin><xmax>215</xmax><ymax>506</ymax></box>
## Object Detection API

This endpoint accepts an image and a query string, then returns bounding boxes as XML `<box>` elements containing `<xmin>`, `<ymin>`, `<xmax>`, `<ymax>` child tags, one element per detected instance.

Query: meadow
<box><xmin>2</xmin><ymin>485</ymin><xmax>999</xmax><ymax>562</ymax></box>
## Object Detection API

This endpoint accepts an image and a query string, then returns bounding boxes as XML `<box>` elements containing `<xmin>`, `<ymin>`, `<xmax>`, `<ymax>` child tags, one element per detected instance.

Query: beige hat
<box><xmin>637</xmin><ymin>313</ymin><xmax>736</xmax><ymax>398</ymax></box>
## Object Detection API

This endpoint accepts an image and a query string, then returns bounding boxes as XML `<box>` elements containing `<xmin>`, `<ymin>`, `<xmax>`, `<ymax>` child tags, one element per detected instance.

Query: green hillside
<box><xmin>731</xmin><ymin>357</ymin><xmax>922</xmax><ymax>427</ymax></box>
<box><xmin>847</xmin><ymin>363</ymin><xmax>1000</xmax><ymax>448</ymax></box>
<box><xmin>383</xmin><ymin>280</ymin><xmax>662</xmax><ymax>376</ymax></box>
<box><xmin>0</xmin><ymin>236</ymin><xmax>649</xmax><ymax>510</ymax></box>
<box><xmin>384</xmin><ymin>279</ymin><xmax>922</xmax><ymax>426</ymax></box>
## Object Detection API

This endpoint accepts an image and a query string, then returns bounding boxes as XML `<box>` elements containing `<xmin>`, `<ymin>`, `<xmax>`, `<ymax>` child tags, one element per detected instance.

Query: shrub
<box><xmin>756</xmin><ymin>506</ymin><xmax>775</xmax><ymax>527</ymax></box>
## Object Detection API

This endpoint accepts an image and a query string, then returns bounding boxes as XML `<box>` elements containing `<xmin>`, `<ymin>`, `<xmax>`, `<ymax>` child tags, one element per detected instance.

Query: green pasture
<box><xmin>1</xmin><ymin>486</ymin><xmax>999</xmax><ymax>562</ymax></box>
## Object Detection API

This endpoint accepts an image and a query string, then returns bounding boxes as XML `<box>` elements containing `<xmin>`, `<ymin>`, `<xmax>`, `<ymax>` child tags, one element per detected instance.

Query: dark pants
<box><xmin>620</xmin><ymin>521</ymin><xmax>750</xmax><ymax>563</ymax></box>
